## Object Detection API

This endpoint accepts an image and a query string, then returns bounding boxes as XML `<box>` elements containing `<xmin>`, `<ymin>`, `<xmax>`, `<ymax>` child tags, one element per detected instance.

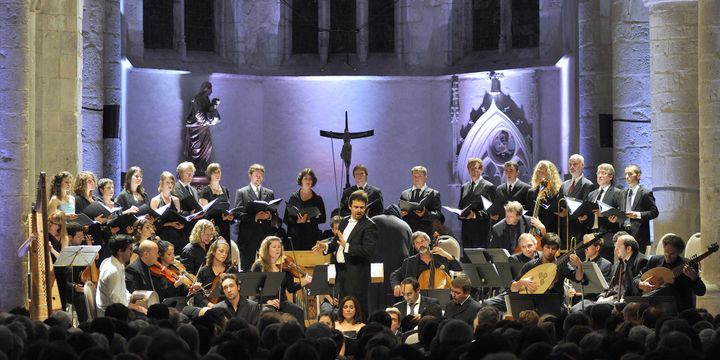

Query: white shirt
<box><xmin>334</xmin><ymin>217</ymin><xmax>358</xmax><ymax>263</ymax></box>
<box><xmin>250</xmin><ymin>183</ymin><xmax>262</xmax><ymax>198</ymax></box>
<box><xmin>626</xmin><ymin>184</ymin><xmax>642</xmax><ymax>219</ymax></box>
<box><xmin>96</xmin><ymin>256</ymin><xmax>130</xmax><ymax>316</ymax></box>
<box><xmin>406</xmin><ymin>294</ymin><xmax>422</xmax><ymax>316</ymax></box>
<box><xmin>592</xmin><ymin>185</ymin><xmax>611</xmax><ymax>229</ymax></box>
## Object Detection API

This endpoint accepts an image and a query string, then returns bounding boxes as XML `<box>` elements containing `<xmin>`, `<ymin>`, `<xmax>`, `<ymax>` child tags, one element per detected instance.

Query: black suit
<box><xmin>607</xmin><ymin>252</ymin><xmax>648</xmax><ymax>299</ymax></box>
<box><xmin>390</xmin><ymin>253</ymin><xmax>462</xmax><ymax>288</ymax></box>
<box><xmin>634</xmin><ymin>255</ymin><xmax>706</xmax><ymax>313</ymax></box>
<box><xmin>458</xmin><ymin>178</ymin><xmax>496</xmax><ymax>248</ymax></box>
<box><xmin>618</xmin><ymin>185</ymin><xmax>659</xmax><ymax>251</ymax></box>
<box><xmin>561</xmin><ymin>176</ymin><xmax>597</xmax><ymax>247</ymax></box>
<box><xmin>125</xmin><ymin>259</ymin><xmax>164</xmax><ymax>296</ymax></box>
<box><xmin>325</xmin><ymin>216</ymin><xmax>378</xmax><ymax>315</ymax></box>
<box><xmin>580</xmin><ymin>185</ymin><xmax>623</xmax><ymax>261</ymax></box>
<box><xmin>444</xmin><ymin>296</ymin><xmax>482</xmax><ymax>325</ymax></box>
<box><xmin>393</xmin><ymin>295</ymin><xmax>440</xmax><ymax>317</ymax></box>
<box><xmin>490</xmin><ymin>215</ymin><xmax>533</xmax><ymax>253</ymax></box>
<box><xmin>496</xmin><ymin>180</ymin><xmax>531</xmax><ymax>214</ymax></box>
<box><xmin>340</xmin><ymin>184</ymin><xmax>384</xmax><ymax>218</ymax></box>
<box><xmin>172</xmin><ymin>181</ymin><xmax>200</xmax><ymax>213</ymax></box>
<box><xmin>399</xmin><ymin>186</ymin><xmax>441</xmax><ymax>236</ymax></box>
<box><xmin>234</xmin><ymin>184</ymin><xmax>277</xmax><ymax>271</ymax></box>
<box><xmin>214</xmin><ymin>297</ymin><xmax>262</xmax><ymax>325</ymax></box>
<box><xmin>370</xmin><ymin>213</ymin><xmax>412</xmax><ymax>310</ymax></box>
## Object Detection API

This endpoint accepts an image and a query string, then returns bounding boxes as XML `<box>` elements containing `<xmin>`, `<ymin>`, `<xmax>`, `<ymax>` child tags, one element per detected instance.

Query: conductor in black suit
<box><xmin>234</xmin><ymin>164</ymin><xmax>277</xmax><ymax>271</ymax></box>
<box><xmin>577</xmin><ymin>163</ymin><xmax>623</xmax><ymax>261</ymax></box>
<box><xmin>458</xmin><ymin>158</ymin><xmax>497</xmax><ymax>249</ymax></box>
<box><xmin>496</xmin><ymin>161</ymin><xmax>531</xmax><ymax>219</ymax></box>
<box><xmin>609</xmin><ymin>165</ymin><xmax>659</xmax><ymax>252</ymax></box>
<box><xmin>313</xmin><ymin>190</ymin><xmax>378</xmax><ymax>316</ymax></box>
<box><xmin>560</xmin><ymin>154</ymin><xmax>597</xmax><ymax>245</ymax></box>
<box><xmin>340</xmin><ymin>164</ymin><xmax>384</xmax><ymax>218</ymax></box>
<box><xmin>399</xmin><ymin>166</ymin><xmax>442</xmax><ymax>236</ymax></box>
<box><xmin>393</xmin><ymin>277</ymin><xmax>440</xmax><ymax>330</ymax></box>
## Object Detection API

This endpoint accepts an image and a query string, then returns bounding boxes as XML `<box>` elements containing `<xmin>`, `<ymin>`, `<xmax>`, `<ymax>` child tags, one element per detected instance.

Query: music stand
<box><xmin>464</xmin><ymin>248</ymin><xmax>488</xmax><ymax>264</ymax></box>
<box><xmin>236</xmin><ymin>272</ymin><xmax>266</xmax><ymax>298</ymax></box>
<box><xmin>463</xmin><ymin>263</ymin><xmax>505</xmax><ymax>304</ymax></box>
<box><xmin>53</xmin><ymin>245</ymin><xmax>101</xmax><ymax>322</ymax></box>
<box><xmin>484</xmin><ymin>248</ymin><xmax>511</xmax><ymax>263</ymax></box>
<box><xmin>308</xmin><ymin>265</ymin><xmax>338</xmax><ymax>316</ymax></box>
<box><xmin>260</xmin><ymin>272</ymin><xmax>286</xmax><ymax>298</ymax></box>
<box><xmin>623</xmin><ymin>296</ymin><xmax>678</xmax><ymax>315</ymax></box>
<box><xmin>505</xmin><ymin>293</ymin><xmax>563</xmax><ymax>318</ymax></box>
<box><xmin>494</xmin><ymin>262</ymin><xmax>526</xmax><ymax>288</ymax></box>
<box><xmin>569</xmin><ymin>262</ymin><xmax>610</xmax><ymax>313</ymax></box>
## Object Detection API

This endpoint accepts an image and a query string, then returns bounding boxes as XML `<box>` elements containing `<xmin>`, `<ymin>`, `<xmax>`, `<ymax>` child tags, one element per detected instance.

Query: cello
<box><xmin>417</xmin><ymin>237</ymin><xmax>453</xmax><ymax>289</ymax></box>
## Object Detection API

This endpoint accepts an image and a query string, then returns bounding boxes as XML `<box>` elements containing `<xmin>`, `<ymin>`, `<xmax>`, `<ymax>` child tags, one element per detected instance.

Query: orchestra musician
<box><xmin>484</xmin><ymin>233</ymin><xmax>541</xmax><ymax>312</ymax></box>
<box><xmin>180</xmin><ymin>219</ymin><xmax>216</xmax><ymax>275</ymax></box>
<box><xmin>393</xmin><ymin>277</ymin><xmax>440</xmax><ymax>330</ymax></box>
<box><xmin>596</xmin><ymin>234</ymin><xmax>648</xmax><ymax>304</ymax></box>
<box><xmin>212</xmin><ymin>273</ymin><xmax>261</xmax><ymax>325</ymax></box>
<box><xmin>568</xmin><ymin>234</ymin><xmax>613</xmax><ymax>312</ymax></box>
<box><xmin>96</xmin><ymin>234</ymin><xmax>147</xmax><ymax>316</ymax></box>
<box><xmin>234</xmin><ymin>164</ymin><xmax>277</xmax><ymax>271</ymax></box>
<box><xmin>251</xmin><ymin>236</ymin><xmax>312</xmax><ymax>326</ymax></box>
<box><xmin>458</xmin><ymin>158</ymin><xmax>496</xmax><ymax>249</ymax></box>
<box><xmin>340</xmin><ymin>164</ymin><xmax>384</xmax><ymax>218</ymax></box>
<box><xmin>192</xmin><ymin>238</ymin><xmax>237</xmax><ymax>307</ymax></box>
<box><xmin>58</xmin><ymin>222</ymin><xmax>89</xmax><ymax>323</ymax></box>
<box><xmin>444</xmin><ymin>276</ymin><xmax>482</xmax><ymax>325</ymax></box>
<box><xmin>313</xmin><ymin>190</ymin><xmax>377</xmax><ymax>317</ymax></box>
<box><xmin>125</xmin><ymin>240</ymin><xmax>165</xmax><ymax>298</ymax></box>
<box><xmin>634</xmin><ymin>234</ymin><xmax>705</xmax><ymax>312</ymax></box>
<box><xmin>390</xmin><ymin>231</ymin><xmax>462</xmax><ymax>297</ymax></box>
<box><xmin>399</xmin><ymin>166</ymin><xmax>441</xmax><ymax>236</ymax></box>
<box><xmin>154</xmin><ymin>240</ymin><xmax>197</xmax><ymax>301</ymax></box>
<box><xmin>527</xmin><ymin>161</ymin><xmax>563</xmax><ymax>238</ymax></box>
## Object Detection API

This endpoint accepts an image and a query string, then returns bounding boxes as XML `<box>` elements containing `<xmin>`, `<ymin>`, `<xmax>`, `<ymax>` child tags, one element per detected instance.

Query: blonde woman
<box><xmin>251</xmin><ymin>236</ymin><xmax>311</xmax><ymax>325</ymax></box>
<box><xmin>48</xmin><ymin>171</ymin><xmax>77</xmax><ymax>218</ymax></box>
<box><xmin>179</xmin><ymin>219</ymin><xmax>216</xmax><ymax>274</ymax></box>
<box><xmin>528</xmin><ymin>160</ymin><xmax>563</xmax><ymax>235</ymax></box>
<box><xmin>150</xmin><ymin>171</ymin><xmax>182</xmax><ymax>211</ymax></box>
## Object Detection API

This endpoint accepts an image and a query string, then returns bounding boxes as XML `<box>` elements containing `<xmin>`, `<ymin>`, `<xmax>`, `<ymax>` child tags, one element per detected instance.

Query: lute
<box><xmin>640</xmin><ymin>242</ymin><xmax>718</xmax><ymax>294</ymax></box>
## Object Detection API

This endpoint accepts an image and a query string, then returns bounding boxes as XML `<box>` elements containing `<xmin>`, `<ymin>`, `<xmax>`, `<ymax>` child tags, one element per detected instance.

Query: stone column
<box><xmin>612</xmin><ymin>0</ymin><xmax>651</xmax><ymax>185</ymax></box>
<box><xmin>499</xmin><ymin>0</ymin><xmax>512</xmax><ymax>53</ymax></box>
<box><xmin>696</xmin><ymin>0</ymin><xmax>720</xmax><ymax>315</ymax></box>
<box><xmin>645</xmin><ymin>0</ymin><xmax>700</xmax><ymax>243</ymax></box>
<box><xmin>318</xmin><ymin>0</ymin><xmax>330</xmax><ymax>63</ymax></box>
<box><xmin>394</xmin><ymin>0</ymin><xmax>404</xmax><ymax>61</ymax></box>
<box><xmin>578</xmin><ymin>0</ymin><xmax>613</xmax><ymax>179</ymax></box>
<box><xmin>104</xmin><ymin>0</ymin><xmax>122</xmax><ymax>185</ymax></box>
<box><xmin>82</xmin><ymin>0</ymin><xmax>105</xmax><ymax>176</ymax></box>
<box><xmin>0</xmin><ymin>0</ymin><xmax>32</xmax><ymax>309</ymax></box>
<box><xmin>356</xmin><ymin>0</ymin><xmax>368</xmax><ymax>62</ymax></box>
<box><xmin>174</xmin><ymin>0</ymin><xmax>186</xmax><ymax>56</ymax></box>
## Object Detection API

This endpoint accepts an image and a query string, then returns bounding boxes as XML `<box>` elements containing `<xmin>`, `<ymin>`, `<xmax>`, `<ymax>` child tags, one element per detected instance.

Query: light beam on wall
<box><xmin>120</xmin><ymin>57</ymin><xmax>132</xmax><ymax>171</ymax></box>
<box><xmin>556</xmin><ymin>56</ymin><xmax>571</xmax><ymax>173</ymax></box>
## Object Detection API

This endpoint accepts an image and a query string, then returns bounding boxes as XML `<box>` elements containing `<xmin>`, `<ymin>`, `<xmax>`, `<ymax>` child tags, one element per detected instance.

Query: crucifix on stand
<box><xmin>320</xmin><ymin>111</ymin><xmax>374</xmax><ymax>189</ymax></box>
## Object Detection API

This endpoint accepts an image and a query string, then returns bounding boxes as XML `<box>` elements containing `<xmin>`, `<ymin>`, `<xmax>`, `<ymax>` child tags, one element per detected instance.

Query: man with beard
<box><xmin>390</xmin><ymin>231</ymin><xmax>462</xmax><ymax>297</ymax></box>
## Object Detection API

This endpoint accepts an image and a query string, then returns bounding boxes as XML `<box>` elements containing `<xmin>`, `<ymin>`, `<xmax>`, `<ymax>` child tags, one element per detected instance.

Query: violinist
<box><xmin>193</xmin><ymin>238</ymin><xmax>237</xmax><ymax>307</ymax></box>
<box><xmin>390</xmin><ymin>231</ymin><xmax>462</xmax><ymax>297</ymax></box>
<box><xmin>251</xmin><ymin>236</ymin><xmax>312</xmax><ymax>325</ymax></box>
<box><xmin>180</xmin><ymin>219</ymin><xmax>215</xmax><ymax>274</ymax></box>
<box><xmin>125</xmin><ymin>240</ymin><xmax>164</xmax><ymax>298</ymax></box>
<box><xmin>153</xmin><ymin>240</ymin><xmax>198</xmax><ymax>301</ymax></box>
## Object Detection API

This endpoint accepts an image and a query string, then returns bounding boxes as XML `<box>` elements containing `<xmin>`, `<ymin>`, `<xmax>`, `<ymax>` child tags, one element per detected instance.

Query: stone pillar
<box><xmin>394</xmin><ymin>0</ymin><xmax>404</xmax><ymax>61</ymax></box>
<box><xmin>173</xmin><ymin>0</ymin><xmax>186</xmax><ymax>56</ymax></box>
<box><xmin>499</xmin><ymin>0</ymin><xmax>512</xmax><ymax>53</ymax></box>
<box><xmin>696</xmin><ymin>0</ymin><xmax>720</xmax><ymax>315</ymax></box>
<box><xmin>356</xmin><ymin>0</ymin><xmax>368</xmax><ymax>62</ymax></box>
<box><xmin>104</xmin><ymin>0</ymin><xmax>122</xmax><ymax>185</ymax></box>
<box><xmin>318</xmin><ymin>0</ymin><xmax>330</xmax><ymax>63</ymax></box>
<box><xmin>612</xmin><ymin>0</ymin><xmax>651</xmax><ymax>186</ymax></box>
<box><xmin>578</xmin><ymin>0</ymin><xmax>613</xmax><ymax>180</ymax></box>
<box><xmin>645</xmin><ymin>0</ymin><xmax>699</xmax><ymax>243</ymax></box>
<box><xmin>0</xmin><ymin>0</ymin><xmax>32</xmax><ymax>309</ymax></box>
<box><xmin>82</xmin><ymin>0</ymin><xmax>105</xmax><ymax>176</ymax></box>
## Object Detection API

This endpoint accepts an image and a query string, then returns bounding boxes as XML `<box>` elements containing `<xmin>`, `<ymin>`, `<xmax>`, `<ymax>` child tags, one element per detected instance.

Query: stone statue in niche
<box><xmin>184</xmin><ymin>81</ymin><xmax>221</xmax><ymax>173</ymax></box>
<box><xmin>490</xmin><ymin>130</ymin><xmax>515</xmax><ymax>162</ymax></box>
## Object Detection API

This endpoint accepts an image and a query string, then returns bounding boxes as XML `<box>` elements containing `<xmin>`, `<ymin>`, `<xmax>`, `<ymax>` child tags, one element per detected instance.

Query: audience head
<box><xmin>339</xmin><ymin>296</ymin><xmax>363</xmax><ymax>325</ymax></box>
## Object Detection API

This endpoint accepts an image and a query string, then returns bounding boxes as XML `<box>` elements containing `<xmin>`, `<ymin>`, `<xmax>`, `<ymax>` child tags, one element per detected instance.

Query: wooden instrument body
<box><xmin>517</xmin><ymin>262</ymin><xmax>558</xmax><ymax>294</ymax></box>
<box><xmin>639</xmin><ymin>242</ymin><xmax>718</xmax><ymax>294</ymax></box>
<box><xmin>418</xmin><ymin>266</ymin><xmax>453</xmax><ymax>289</ymax></box>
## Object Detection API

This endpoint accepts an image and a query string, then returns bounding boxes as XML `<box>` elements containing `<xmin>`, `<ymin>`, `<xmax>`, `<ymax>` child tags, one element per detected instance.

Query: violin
<box><xmin>168</xmin><ymin>260</ymin><xmax>198</xmax><ymax>285</ymax></box>
<box><xmin>205</xmin><ymin>275</ymin><xmax>222</xmax><ymax>304</ymax></box>
<box><xmin>279</xmin><ymin>255</ymin><xmax>308</xmax><ymax>278</ymax></box>
<box><xmin>149</xmin><ymin>262</ymin><xmax>195</xmax><ymax>288</ymax></box>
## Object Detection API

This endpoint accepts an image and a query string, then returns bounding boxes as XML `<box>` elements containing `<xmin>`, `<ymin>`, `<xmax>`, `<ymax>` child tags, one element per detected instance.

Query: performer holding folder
<box><xmin>284</xmin><ymin>168</ymin><xmax>326</xmax><ymax>251</ymax></box>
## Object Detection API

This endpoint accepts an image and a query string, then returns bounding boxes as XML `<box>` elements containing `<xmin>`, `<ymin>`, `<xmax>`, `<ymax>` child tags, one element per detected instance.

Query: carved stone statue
<box><xmin>184</xmin><ymin>81</ymin><xmax>221</xmax><ymax>173</ymax></box>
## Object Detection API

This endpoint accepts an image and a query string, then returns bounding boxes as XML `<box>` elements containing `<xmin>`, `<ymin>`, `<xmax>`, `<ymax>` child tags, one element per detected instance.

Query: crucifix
<box><xmin>320</xmin><ymin>111</ymin><xmax>374</xmax><ymax>189</ymax></box>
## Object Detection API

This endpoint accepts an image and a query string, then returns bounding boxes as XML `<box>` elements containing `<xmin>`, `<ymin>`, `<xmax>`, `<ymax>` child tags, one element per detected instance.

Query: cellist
<box><xmin>390</xmin><ymin>231</ymin><xmax>462</xmax><ymax>297</ymax></box>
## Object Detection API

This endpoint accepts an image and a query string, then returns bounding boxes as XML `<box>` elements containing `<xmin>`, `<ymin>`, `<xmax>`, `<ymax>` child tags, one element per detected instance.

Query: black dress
<box><xmin>283</xmin><ymin>190</ymin><xmax>326</xmax><ymax>250</ymax></box>
<box><xmin>192</xmin><ymin>264</ymin><xmax>238</xmax><ymax>307</ymax></box>
<box><xmin>116</xmin><ymin>190</ymin><xmax>149</xmax><ymax>211</ymax></box>
<box><xmin>74</xmin><ymin>195</ymin><xmax>94</xmax><ymax>214</ymax></box>
<box><xmin>198</xmin><ymin>185</ymin><xmax>231</xmax><ymax>241</ymax></box>
<box><xmin>155</xmin><ymin>198</ymin><xmax>188</xmax><ymax>251</ymax></box>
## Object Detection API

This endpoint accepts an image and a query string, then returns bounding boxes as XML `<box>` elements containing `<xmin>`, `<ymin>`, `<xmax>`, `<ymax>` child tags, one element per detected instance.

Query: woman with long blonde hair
<box><xmin>193</xmin><ymin>237</ymin><xmax>237</xmax><ymax>307</ymax></box>
<box><xmin>528</xmin><ymin>160</ymin><xmax>563</xmax><ymax>235</ymax></box>
<box><xmin>251</xmin><ymin>236</ymin><xmax>311</xmax><ymax>325</ymax></box>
